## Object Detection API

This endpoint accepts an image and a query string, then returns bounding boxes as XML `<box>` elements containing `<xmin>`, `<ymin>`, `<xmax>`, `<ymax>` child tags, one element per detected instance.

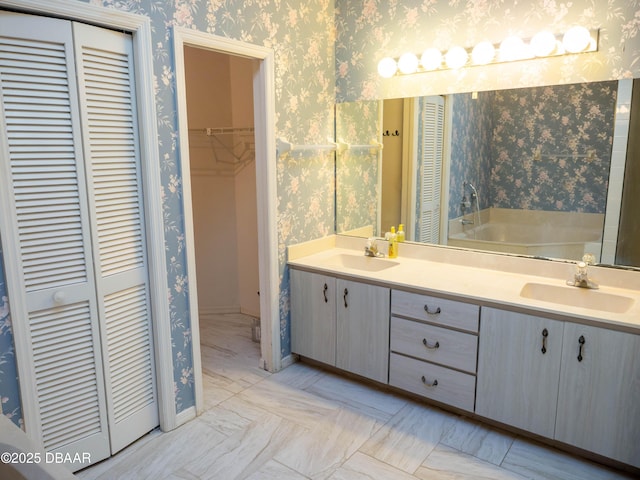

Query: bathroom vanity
<box><xmin>288</xmin><ymin>235</ymin><xmax>640</xmax><ymax>471</ymax></box>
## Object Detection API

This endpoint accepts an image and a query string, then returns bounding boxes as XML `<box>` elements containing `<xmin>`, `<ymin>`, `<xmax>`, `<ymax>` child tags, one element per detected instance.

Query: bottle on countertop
<box><xmin>388</xmin><ymin>226</ymin><xmax>398</xmax><ymax>258</ymax></box>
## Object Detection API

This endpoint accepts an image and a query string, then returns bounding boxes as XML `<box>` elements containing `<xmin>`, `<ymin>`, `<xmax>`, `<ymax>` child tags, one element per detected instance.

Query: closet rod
<box><xmin>190</xmin><ymin>126</ymin><xmax>255</xmax><ymax>136</ymax></box>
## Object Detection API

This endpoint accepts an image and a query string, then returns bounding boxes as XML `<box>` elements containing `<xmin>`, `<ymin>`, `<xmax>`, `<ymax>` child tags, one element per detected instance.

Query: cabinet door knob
<box><xmin>422</xmin><ymin>338</ymin><xmax>440</xmax><ymax>350</ymax></box>
<box><xmin>578</xmin><ymin>335</ymin><xmax>585</xmax><ymax>362</ymax></box>
<box><xmin>323</xmin><ymin>283</ymin><xmax>328</xmax><ymax>303</ymax></box>
<box><xmin>343</xmin><ymin>288</ymin><xmax>348</xmax><ymax>308</ymax></box>
<box><xmin>541</xmin><ymin>328</ymin><xmax>548</xmax><ymax>354</ymax></box>
<box><xmin>424</xmin><ymin>305</ymin><xmax>441</xmax><ymax>315</ymax></box>
<box><xmin>421</xmin><ymin>376</ymin><xmax>438</xmax><ymax>387</ymax></box>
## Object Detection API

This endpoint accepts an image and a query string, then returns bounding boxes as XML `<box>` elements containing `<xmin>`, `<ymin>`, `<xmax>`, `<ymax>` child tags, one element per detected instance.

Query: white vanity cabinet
<box><xmin>290</xmin><ymin>269</ymin><xmax>390</xmax><ymax>383</ymax></box>
<box><xmin>476</xmin><ymin>307</ymin><xmax>564</xmax><ymax>438</ymax></box>
<box><xmin>288</xmin><ymin>243</ymin><xmax>640</xmax><ymax>470</ymax></box>
<box><xmin>477</xmin><ymin>307</ymin><xmax>640</xmax><ymax>468</ymax></box>
<box><xmin>555</xmin><ymin>323</ymin><xmax>640</xmax><ymax>467</ymax></box>
<box><xmin>336</xmin><ymin>278</ymin><xmax>390</xmax><ymax>383</ymax></box>
<box><xmin>389</xmin><ymin>291</ymin><xmax>479</xmax><ymax>412</ymax></box>
<box><xmin>290</xmin><ymin>269</ymin><xmax>337</xmax><ymax>366</ymax></box>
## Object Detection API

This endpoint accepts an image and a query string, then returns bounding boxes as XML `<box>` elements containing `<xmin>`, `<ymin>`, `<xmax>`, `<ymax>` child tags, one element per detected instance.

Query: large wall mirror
<box><xmin>336</xmin><ymin>79</ymin><xmax>640</xmax><ymax>268</ymax></box>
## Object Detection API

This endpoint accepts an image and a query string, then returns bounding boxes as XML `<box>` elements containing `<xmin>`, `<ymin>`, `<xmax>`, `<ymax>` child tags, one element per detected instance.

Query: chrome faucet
<box><xmin>567</xmin><ymin>258</ymin><xmax>599</xmax><ymax>289</ymax></box>
<box><xmin>364</xmin><ymin>238</ymin><xmax>384</xmax><ymax>257</ymax></box>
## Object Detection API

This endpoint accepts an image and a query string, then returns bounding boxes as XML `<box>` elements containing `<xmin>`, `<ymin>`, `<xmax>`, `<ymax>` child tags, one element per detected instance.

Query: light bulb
<box><xmin>563</xmin><ymin>26</ymin><xmax>591</xmax><ymax>53</ymax></box>
<box><xmin>420</xmin><ymin>48</ymin><xmax>442</xmax><ymax>71</ymax></box>
<box><xmin>530</xmin><ymin>30</ymin><xmax>557</xmax><ymax>57</ymax></box>
<box><xmin>377</xmin><ymin>57</ymin><xmax>397</xmax><ymax>78</ymax></box>
<box><xmin>471</xmin><ymin>41</ymin><xmax>495</xmax><ymax>65</ymax></box>
<box><xmin>445</xmin><ymin>46</ymin><xmax>468</xmax><ymax>69</ymax></box>
<box><xmin>397</xmin><ymin>52</ymin><xmax>419</xmax><ymax>74</ymax></box>
<box><xmin>499</xmin><ymin>35</ymin><xmax>525</xmax><ymax>61</ymax></box>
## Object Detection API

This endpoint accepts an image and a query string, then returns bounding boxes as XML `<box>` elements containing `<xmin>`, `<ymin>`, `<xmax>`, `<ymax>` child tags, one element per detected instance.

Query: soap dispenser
<box><xmin>388</xmin><ymin>226</ymin><xmax>398</xmax><ymax>258</ymax></box>
<box><xmin>397</xmin><ymin>224</ymin><xmax>405</xmax><ymax>243</ymax></box>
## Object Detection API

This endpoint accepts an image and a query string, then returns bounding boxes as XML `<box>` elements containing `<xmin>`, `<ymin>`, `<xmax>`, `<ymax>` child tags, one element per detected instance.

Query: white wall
<box><xmin>235</xmin><ymin>164</ymin><xmax>260</xmax><ymax>317</ymax></box>
<box><xmin>230</xmin><ymin>56</ymin><xmax>260</xmax><ymax>317</ymax></box>
<box><xmin>190</xmin><ymin>174</ymin><xmax>239</xmax><ymax>313</ymax></box>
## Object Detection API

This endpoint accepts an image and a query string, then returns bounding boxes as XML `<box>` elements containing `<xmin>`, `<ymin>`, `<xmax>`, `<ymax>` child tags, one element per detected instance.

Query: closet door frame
<box><xmin>0</xmin><ymin>0</ymin><xmax>175</xmax><ymax>435</ymax></box>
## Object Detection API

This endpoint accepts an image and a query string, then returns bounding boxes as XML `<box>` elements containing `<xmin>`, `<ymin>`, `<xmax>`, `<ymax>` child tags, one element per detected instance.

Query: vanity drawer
<box><xmin>392</xmin><ymin>290</ymin><xmax>479</xmax><ymax>333</ymax></box>
<box><xmin>390</xmin><ymin>316</ymin><xmax>478</xmax><ymax>374</ymax></box>
<box><xmin>389</xmin><ymin>353</ymin><xmax>476</xmax><ymax>412</ymax></box>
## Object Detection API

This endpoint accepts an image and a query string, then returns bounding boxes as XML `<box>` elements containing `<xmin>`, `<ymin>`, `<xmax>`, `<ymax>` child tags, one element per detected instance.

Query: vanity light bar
<box><xmin>378</xmin><ymin>27</ymin><xmax>599</xmax><ymax>78</ymax></box>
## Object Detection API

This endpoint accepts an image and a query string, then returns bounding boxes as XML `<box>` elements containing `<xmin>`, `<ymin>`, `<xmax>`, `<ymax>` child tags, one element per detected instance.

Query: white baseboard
<box><xmin>199</xmin><ymin>306</ymin><xmax>240</xmax><ymax>317</ymax></box>
<box><xmin>240</xmin><ymin>307</ymin><xmax>261</xmax><ymax>318</ymax></box>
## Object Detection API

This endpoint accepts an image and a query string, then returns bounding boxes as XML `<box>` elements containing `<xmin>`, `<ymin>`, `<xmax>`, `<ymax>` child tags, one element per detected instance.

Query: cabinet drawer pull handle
<box><xmin>323</xmin><ymin>283</ymin><xmax>328</xmax><ymax>303</ymax></box>
<box><xmin>578</xmin><ymin>335</ymin><xmax>585</xmax><ymax>362</ymax></box>
<box><xmin>343</xmin><ymin>288</ymin><xmax>349</xmax><ymax>308</ymax></box>
<box><xmin>422</xmin><ymin>338</ymin><xmax>440</xmax><ymax>350</ymax></box>
<box><xmin>541</xmin><ymin>328</ymin><xmax>548</xmax><ymax>354</ymax></box>
<box><xmin>424</xmin><ymin>305</ymin><xmax>441</xmax><ymax>315</ymax></box>
<box><xmin>421</xmin><ymin>376</ymin><xmax>438</xmax><ymax>387</ymax></box>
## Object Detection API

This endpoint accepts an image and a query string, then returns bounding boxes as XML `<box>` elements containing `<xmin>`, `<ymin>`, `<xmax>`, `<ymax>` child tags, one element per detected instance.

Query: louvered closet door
<box><xmin>0</xmin><ymin>12</ymin><xmax>110</xmax><ymax>464</ymax></box>
<box><xmin>73</xmin><ymin>22</ymin><xmax>158</xmax><ymax>454</ymax></box>
<box><xmin>419</xmin><ymin>96</ymin><xmax>444</xmax><ymax>244</ymax></box>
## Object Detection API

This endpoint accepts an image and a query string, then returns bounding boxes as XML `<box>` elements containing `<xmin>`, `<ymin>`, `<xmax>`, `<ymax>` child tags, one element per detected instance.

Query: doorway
<box><xmin>172</xmin><ymin>28</ymin><xmax>279</xmax><ymax>419</ymax></box>
<box><xmin>184</xmin><ymin>47</ymin><xmax>260</xmax><ymax>319</ymax></box>
<box><xmin>184</xmin><ymin>45</ymin><xmax>264</xmax><ymax>398</ymax></box>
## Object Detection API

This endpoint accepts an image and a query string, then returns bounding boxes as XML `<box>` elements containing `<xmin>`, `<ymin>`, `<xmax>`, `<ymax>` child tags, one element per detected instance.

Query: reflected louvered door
<box><xmin>0</xmin><ymin>12</ymin><xmax>110</xmax><ymax>465</ymax></box>
<box><xmin>73</xmin><ymin>22</ymin><xmax>158</xmax><ymax>454</ymax></box>
<box><xmin>419</xmin><ymin>96</ymin><xmax>444</xmax><ymax>243</ymax></box>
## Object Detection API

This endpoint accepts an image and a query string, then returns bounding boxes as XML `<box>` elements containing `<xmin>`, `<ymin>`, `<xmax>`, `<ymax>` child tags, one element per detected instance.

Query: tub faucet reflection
<box><xmin>567</xmin><ymin>260</ymin><xmax>599</xmax><ymax>289</ymax></box>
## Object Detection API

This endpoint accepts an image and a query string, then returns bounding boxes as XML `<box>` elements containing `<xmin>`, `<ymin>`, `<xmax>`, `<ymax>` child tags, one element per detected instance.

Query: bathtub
<box><xmin>447</xmin><ymin>209</ymin><xmax>604</xmax><ymax>260</ymax></box>
<box><xmin>0</xmin><ymin>415</ymin><xmax>76</xmax><ymax>480</ymax></box>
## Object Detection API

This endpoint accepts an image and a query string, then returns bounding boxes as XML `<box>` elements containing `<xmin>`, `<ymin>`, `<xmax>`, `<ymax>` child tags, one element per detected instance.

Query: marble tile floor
<box><xmin>78</xmin><ymin>313</ymin><xmax>637</xmax><ymax>480</ymax></box>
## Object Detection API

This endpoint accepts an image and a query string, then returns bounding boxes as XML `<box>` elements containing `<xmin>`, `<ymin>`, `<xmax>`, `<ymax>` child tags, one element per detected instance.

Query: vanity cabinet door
<box><xmin>336</xmin><ymin>279</ymin><xmax>390</xmax><ymax>383</ymax></box>
<box><xmin>290</xmin><ymin>269</ymin><xmax>337</xmax><ymax>366</ymax></box>
<box><xmin>476</xmin><ymin>307</ymin><xmax>564</xmax><ymax>438</ymax></box>
<box><xmin>555</xmin><ymin>323</ymin><xmax>640</xmax><ymax>468</ymax></box>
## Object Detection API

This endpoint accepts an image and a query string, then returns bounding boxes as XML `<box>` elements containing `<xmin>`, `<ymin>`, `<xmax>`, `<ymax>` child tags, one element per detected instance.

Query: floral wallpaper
<box><xmin>336</xmin><ymin>0</ymin><xmax>640</xmax><ymax>102</ymax></box>
<box><xmin>446</xmin><ymin>81</ymin><xmax>616</xmax><ymax>219</ymax></box>
<box><xmin>335</xmin><ymin>100</ymin><xmax>381</xmax><ymax>234</ymax></box>
<box><xmin>448</xmin><ymin>93</ymin><xmax>494</xmax><ymax>220</ymax></box>
<box><xmin>490</xmin><ymin>81</ymin><xmax>616</xmax><ymax>213</ymax></box>
<box><xmin>0</xmin><ymin>243</ymin><xmax>21</xmax><ymax>426</ymax></box>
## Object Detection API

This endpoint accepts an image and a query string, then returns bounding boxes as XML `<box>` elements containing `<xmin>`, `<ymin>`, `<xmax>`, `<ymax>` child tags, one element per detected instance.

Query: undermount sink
<box><xmin>519</xmin><ymin>282</ymin><xmax>635</xmax><ymax>314</ymax></box>
<box><xmin>325</xmin><ymin>253</ymin><xmax>400</xmax><ymax>272</ymax></box>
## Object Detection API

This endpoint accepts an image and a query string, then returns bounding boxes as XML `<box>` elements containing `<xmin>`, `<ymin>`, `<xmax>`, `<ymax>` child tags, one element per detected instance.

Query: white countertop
<box><xmin>288</xmin><ymin>236</ymin><xmax>640</xmax><ymax>333</ymax></box>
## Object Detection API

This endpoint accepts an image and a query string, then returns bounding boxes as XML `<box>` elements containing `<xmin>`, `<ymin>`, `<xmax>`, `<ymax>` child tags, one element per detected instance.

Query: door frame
<box><xmin>0</xmin><ymin>0</ymin><xmax>175</xmax><ymax>434</ymax></box>
<box><xmin>172</xmin><ymin>28</ymin><xmax>280</xmax><ymax>416</ymax></box>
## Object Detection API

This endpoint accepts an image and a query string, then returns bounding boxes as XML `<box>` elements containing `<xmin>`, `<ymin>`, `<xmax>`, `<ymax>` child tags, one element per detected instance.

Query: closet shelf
<box><xmin>188</xmin><ymin>126</ymin><xmax>255</xmax><ymax>174</ymax></box>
